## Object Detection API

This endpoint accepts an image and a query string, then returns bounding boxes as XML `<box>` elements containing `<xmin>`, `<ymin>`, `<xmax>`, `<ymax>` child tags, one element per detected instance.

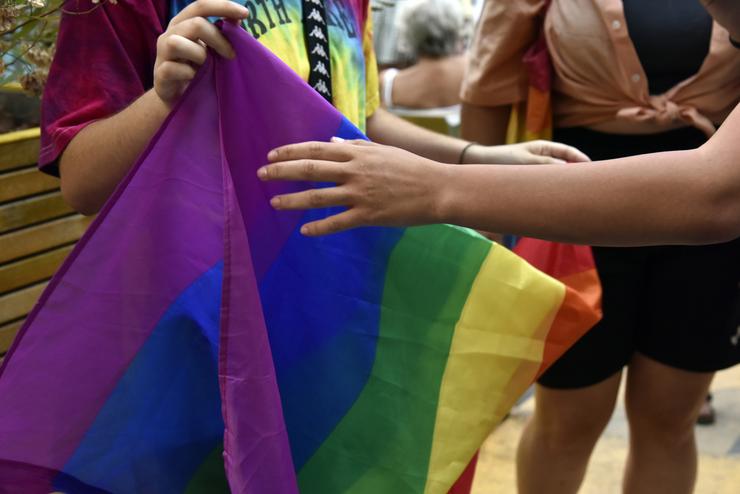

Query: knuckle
<box><xmin>192</xmin><ymin>16</ymin><xmax>210</xmax><ymax>29</ymax></box>
<box><xmin>190</xmin><ymin>0</ymin><xmax>206</xmax><ymax>15</ymax></box>
<box><xmin>183</xmin><ymin>17</ymin><xmax>207</xmax><ymax>37</ymax></box>
<box><xmin>308</xmin><ymin>141</ymin><xmax>322</xmax><ymax>156</ymax></box>
<box><xmin>157</xmin><ymin>61</ymin><xmax>175</xmax><ymax>79</ymax></box>
<box><xmin>303</xmin><ymin>160</ymin><xmax>317</xmax><ymax>177</ymax></box>
<box><xmin>165</xmin><ymin>34</ymin><xmax>181</xmax><ymax>52</ymax></box>
<box><xmin>365</xmin><ymin>209</ymin><xmax>379</xmax><ymax>226</ymax></box>
<box><xmin>325</xmin><ymin>218</ymin><xmax>339</xmax><ymax>233</ymax></box>
<box><xmin>308</xmin><ymin>189</ymin><xmax>323</xmax><ymax>207</ymax></box>
<box><xmin>353</xmin><ymin>158</ymin><xmax>368</xmax><ymax>172</ymax></box>
<box><xmin>156</xmin><ymin>33</ymin><xmax>170</xmax><ymax>54</ymax></box>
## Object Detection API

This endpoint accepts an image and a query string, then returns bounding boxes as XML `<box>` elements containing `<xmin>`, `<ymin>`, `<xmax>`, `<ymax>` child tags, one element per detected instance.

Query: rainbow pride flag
<box><xmin>0</xmin><ymin>24</ymin><xmax>600</xmax><ymax>493</ymax></box>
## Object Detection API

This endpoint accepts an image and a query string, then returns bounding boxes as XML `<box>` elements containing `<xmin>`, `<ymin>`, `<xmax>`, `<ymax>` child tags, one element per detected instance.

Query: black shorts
<box><xmin>539</xmin><ymin>127</ymin><xmax>740</xmax><ymax>389</ymax></box>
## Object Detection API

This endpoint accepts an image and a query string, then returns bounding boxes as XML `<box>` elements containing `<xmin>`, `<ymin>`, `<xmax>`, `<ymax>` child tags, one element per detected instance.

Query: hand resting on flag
<box><xmin>259</xmin><ymin>103</ymin><xmax>740</xmax><ymax>246</ymax></box>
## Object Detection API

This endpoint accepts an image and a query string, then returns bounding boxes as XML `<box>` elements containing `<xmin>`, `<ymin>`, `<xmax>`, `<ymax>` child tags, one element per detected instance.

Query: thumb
<box><xmin>529</xmin><ymin>153</ymin><xmax>566</xmax><ymax>164</ymax></box>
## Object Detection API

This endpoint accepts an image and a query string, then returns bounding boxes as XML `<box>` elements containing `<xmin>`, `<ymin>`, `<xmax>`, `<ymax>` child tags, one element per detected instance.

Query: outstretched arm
<box><xmin>366</xmin><ymin>107</ymin><xmax>590</xmax><ymax>166</ymax></box>
<box><xmin>259</xmin><ymin>105</ymin><xmax>740</xmax><ymax>246</ymax></box>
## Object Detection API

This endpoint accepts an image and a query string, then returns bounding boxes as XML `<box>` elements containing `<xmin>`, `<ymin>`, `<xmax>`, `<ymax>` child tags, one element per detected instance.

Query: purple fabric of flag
<box><xmin>0</xmin><ymin>23</ymin><xmax>343</xmax><ymax>493</ymax></box>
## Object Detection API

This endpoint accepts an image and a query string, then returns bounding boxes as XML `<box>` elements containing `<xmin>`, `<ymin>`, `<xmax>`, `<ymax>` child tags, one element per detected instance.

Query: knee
<box><xmin>626</xmin><ymin>398</ymin><xmax>697</xmax><ymax>447</ymax></box>
<box><xmin>531</xmin><ymin>402</ymin><xmax>614</xmax><ymax>452</ymax></box>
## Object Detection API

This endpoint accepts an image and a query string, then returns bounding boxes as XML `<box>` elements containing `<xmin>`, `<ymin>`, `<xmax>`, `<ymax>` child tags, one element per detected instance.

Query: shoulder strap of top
<box><xmin>382</xmin><ymin>68</ymin><xmax>399</xmax><ymax>108</ymax></box>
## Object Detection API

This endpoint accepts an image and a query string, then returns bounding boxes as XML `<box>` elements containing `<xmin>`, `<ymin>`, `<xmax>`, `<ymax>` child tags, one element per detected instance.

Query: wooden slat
<box><xmin>0</xmin><ymin>128</ymin><xmax>41</xmax><ymax>171</ymax></box>
<box><xmin>0</xmin><ymin>192</ymin><xmax>73</xmax><ymax>234</ymax></box>
<box><xmin>0</xmin><ymin>282</ymin><xmax>47</xmax><ymax>326</ymax></box>
<box><xmin>0</xmin><ymin>167</ymin><xmax>59</xmax><ymax>203</ymax></box>
<box><xmin>0</xmin><ymin>214</ymin><xmax>92</xmax><ymax>264</ymax></box>
<box><xmin>0</xmin><ymin>245</ymin><xmax>73</xmax><ymax>294</ymax></box>
<box><xmin>0</xmin><ymin>319</ymin><xmax>24</xmax><ymax>355</ymax></box>
<box><xmin>1</xmin><ymin>82</ymin><xmax>24</xmax><ymax>93</ymax></box>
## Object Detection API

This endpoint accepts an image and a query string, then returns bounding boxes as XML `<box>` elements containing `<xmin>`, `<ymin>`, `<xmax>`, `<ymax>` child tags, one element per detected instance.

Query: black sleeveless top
<box><xmin>554</xmin><ymin>1</ymin><xmax>714</xmax><ymax>161</ymax></box>
<box><xmin>622</xmin><ymin>0</ymin><xmax>712</xmax><ymax>95</ymax></box>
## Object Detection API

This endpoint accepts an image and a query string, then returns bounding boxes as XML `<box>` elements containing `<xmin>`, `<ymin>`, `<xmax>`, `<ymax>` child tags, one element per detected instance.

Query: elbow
<box><xmin>687</xmin><ymin>186</ymin><xmax>740</xmax><ymax>245</ymax></box>
<box><xmin>61</xmin><ymin>184</ymin><xmax>102</xmax><ymax>216</ymax></box>
<box><xmin>702</xmin><ymin>205</ymin><xmax>740</xmax><ymax>244</ymax></box>
<box><xmin>59</xmin><ymin>168</ymin><xmax>105</xmax><ymax>216</ymax></box>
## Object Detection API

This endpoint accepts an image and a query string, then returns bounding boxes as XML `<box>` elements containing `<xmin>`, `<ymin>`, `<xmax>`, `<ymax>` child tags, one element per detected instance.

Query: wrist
<box><xmin>460</xmin><ymin>143</ymin><xmax>510</xmax><ymax>165</ymax></box>
<box><xmin>150</xmin><ymin>85</ymin><xmax>177</xmax><ymax>112</ymax></box>
<box><xmin>429</xmin><ymin>162</ymin><xmax>456</xmax><ymax>224</ymax></box>
<box><xmin>458</xmin><ymin>142</ymin><xmax>479</xmax><ymax>164</ymax></box>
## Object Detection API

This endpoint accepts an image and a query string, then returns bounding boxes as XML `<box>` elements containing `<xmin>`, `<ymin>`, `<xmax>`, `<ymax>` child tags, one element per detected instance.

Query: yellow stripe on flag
<box><xmin>424</xmin><ymin>244</ymin><xmax>566</xmax><ymax>493</ymax></box>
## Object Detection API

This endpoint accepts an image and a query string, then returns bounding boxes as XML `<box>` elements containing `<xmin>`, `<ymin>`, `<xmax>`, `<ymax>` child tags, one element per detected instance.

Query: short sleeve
<box><xmin>39</xmin><ymin>1</ymin><xmax>168</xmax><ymax>175</ymax></box>
<box><xmin>361</xmin><ymin>1</ymin><xmax>380</xmax><ymax>118</ymax></box>
<box><xmin>460</xmin><ymin>0</ymin><xmax>546</xmax><ymax>107</ymax></box>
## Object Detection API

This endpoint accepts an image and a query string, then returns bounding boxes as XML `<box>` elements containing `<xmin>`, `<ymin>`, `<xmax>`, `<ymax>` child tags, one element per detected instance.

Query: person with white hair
<box><xmin>379</xmin><ymin>0</ymin><xmax>469</xmax><ymax>110</ymax></box>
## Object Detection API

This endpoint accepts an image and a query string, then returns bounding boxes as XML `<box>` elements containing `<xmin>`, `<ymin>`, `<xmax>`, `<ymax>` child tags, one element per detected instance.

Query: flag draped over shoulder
<box><xmin>0</xmin><ymin>23</ymin><xmax>600</xmax><ymax>494</ymax></box>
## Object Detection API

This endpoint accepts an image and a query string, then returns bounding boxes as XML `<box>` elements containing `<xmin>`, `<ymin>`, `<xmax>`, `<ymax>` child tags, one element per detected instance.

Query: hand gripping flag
<box><xmin>0</xmin><ymin>23</ymin><xmax>600</xmax><ymax>494</ymax></box>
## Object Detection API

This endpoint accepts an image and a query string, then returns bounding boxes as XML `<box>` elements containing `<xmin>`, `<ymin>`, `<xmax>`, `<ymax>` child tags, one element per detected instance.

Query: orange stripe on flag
<box><xmin>536</xmin><ymin>269</ymin><xmax>602</xmax><ymax>378</ymax></box>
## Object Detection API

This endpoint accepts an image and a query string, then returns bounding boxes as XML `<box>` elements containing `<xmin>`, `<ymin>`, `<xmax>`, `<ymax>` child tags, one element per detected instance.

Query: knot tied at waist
<box><xmin>617</xmin><ymin>95</ymin><xmax>716</xmax><ymax>137</ymax></box>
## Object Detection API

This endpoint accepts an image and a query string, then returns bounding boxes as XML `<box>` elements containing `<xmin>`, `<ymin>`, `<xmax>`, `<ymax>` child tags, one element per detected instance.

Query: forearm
<box><xmin>439</xmin><ymin>147</ymin><xmax>740</xmax><ymax>246</ymax></box>
<box><xmin>460</xmin><ymin>103</ymin><xmax>510</xmax><ymax>145</ymax></box>
<box><xmin>59</xmin><ymin>89</ymin><xmax>170</xmax><ymax>214</ymax></box>
<box><xmin>365</xmin><ymin>107</ymin><xmax>468</xmax><ymax>163</ymax></box>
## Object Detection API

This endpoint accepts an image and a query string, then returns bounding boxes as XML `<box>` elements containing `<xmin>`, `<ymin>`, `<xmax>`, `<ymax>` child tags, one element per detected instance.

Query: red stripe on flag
<box><xmin>448</xmin><ymin>451</ymin><xmax>479</xmax><ymax>494</ymax></box>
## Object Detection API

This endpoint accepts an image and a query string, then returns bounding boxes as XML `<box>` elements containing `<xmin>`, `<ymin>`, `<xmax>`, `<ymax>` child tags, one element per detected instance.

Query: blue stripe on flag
<box><xmin>56</xmin><ymin>262</ymin><xmax>225</xmax><ymax>493</ymax></box>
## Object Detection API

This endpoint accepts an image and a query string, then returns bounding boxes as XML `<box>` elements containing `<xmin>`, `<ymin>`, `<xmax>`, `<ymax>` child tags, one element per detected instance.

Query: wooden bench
<box><xmin>0</xmin><ymin>128</ymin><xmax>93</xmax><ymax>358</ymax></box>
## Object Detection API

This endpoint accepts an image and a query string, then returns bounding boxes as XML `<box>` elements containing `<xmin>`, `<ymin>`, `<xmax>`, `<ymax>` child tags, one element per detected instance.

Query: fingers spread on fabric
<box><xmin>262</xmin><ymin>141</ymin><xmax>448</xmax><ymax>235</ymax></box>
<box><xmin>300</xmin><ymin>210</ymin><xmax>361</xmax><ymax>236</ymax></box>
<box><xmin>270</xmin><ymin>187</ymin><xmax>348</xmax><ymax>210</ymax></box>
<box><xmin>258</xmin><ymin>159</ymin><xmax>348</xmax><ymax>182</ymax></box>
<box><xmin>267</xmin><ymin>142</ymin><xmax>353</xmax><ymax>163</ymax></box>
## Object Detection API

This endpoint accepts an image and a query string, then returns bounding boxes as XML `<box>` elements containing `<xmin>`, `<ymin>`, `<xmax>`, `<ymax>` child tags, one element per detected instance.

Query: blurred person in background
<box><xmin>378</xmin><ymin>0</ymin><xmax>469</xmax><ymax>109</ymax></box>
<box><xmin>429</xmin><ymin>1</ymin><xmax>740</xmax><ymax>493</ymax></box>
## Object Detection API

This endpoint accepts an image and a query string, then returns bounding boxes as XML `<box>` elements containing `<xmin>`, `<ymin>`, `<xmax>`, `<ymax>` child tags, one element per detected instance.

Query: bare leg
<box><xmin>623</xmin><ymin>353</ymin><xmax>714</xmax><ymax>494</ymax></box>
<box><xmin>517</xmin><ymin>371</ymin><xmax>622</xmax><ymax>494</ymax></box>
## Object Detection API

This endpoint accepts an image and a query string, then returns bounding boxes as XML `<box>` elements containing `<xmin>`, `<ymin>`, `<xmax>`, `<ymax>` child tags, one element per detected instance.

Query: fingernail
<box><xmin>267</xmin><ymin>150</ymin><xmax>277</xmax><ymax>160</ymax></box>
<box><xmin>331</xmin><ymin>137</ymin><xmax>345</xmax><ymax>143</ymax></box>
<box><xmin>257</xmin><ymin>167</ymin><xmax>267</xmax><ymax>179</ymax></box>
<box><xmin>238</xmin><ymin>5</ymin><xmax>250</xmax><ymax>16</ymax></box>
<box><xmin>300</xmin><ymin>225</ymin><xmax>309</xmax><ymax>235</ymax></box>
<box><xmin>270</xmin><ymin>196</ymin><xmax>281</xmax><ymax>208</ymax></box>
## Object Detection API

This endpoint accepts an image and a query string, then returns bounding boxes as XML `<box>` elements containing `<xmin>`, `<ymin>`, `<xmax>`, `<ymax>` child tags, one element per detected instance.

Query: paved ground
<box><xmin>471</xmin><ymin>364</ymin><xmax>740</xmax><ymax>493</ymax></box>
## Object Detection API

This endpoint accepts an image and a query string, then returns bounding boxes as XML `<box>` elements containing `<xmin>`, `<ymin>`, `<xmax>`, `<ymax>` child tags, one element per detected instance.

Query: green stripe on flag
<box><xmin>298</xmin><ymin>225</ymin><xmax>492</xmax><ymax>493</ymax></box>
<box><xmin>184</xmin><ymin>444</ymin><xmax>229</xmax><ymax>493</ymax></box>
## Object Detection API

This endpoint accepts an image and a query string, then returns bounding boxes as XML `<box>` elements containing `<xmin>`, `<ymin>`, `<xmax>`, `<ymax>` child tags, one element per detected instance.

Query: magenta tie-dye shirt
<box><xmin>39</xmin><ymin>0</ymin><xmax>379</xmax><ymax>175</ymax></box>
